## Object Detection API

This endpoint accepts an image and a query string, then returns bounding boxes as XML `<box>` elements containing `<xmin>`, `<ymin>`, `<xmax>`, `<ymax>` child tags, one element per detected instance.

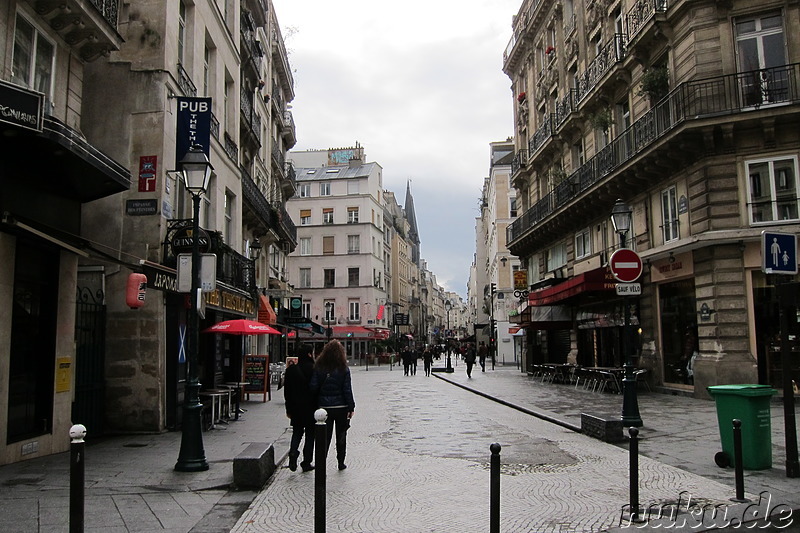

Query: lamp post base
<box><xmin>621</xmin><ymin>364</ymin><xmax>643</xmax><ymax>428</ymax></box>
<box><xmin>175</xmin><ymin>384</ymin><xmax>209</xmax><ymax>472</ymax></box>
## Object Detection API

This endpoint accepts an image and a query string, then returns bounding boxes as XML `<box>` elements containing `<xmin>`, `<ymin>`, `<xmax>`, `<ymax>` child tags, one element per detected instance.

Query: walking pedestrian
<box><xmin>423</xmin><ymin>347</ymin><xmax>434</xmax><ymax>376</ymax></box>
<box><xmin>283</xmin><ymin>344</ymin><xmax>317</xmax><ymax>472</ymax></box>
<box><xmin>411</xmin><ymin>346</ymin><xmax>418</xmax><ymax>376</ymax></box>
<box><xmin>401</xmin><ymin>347</ymin><xmax>412</xmax><ymax>376</ymax></box>
<box><xmin>465</xmin><ymin>343</ymin><xmax>477</xmax><ymax>378</ymax></box>
<box><xmin>478</xmin><ymin>341</ymin><xmax>488</xmax><ymax>372</ymax></box>
<box><xmin>310</xmin><ymin>340</ymin><xmax>356</xmax><ymax>471</ymax></box>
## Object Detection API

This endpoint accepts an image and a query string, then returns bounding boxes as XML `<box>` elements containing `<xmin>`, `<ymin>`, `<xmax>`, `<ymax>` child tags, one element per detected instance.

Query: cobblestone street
<box><xmin>233</xmin><ymin>368</ymin><xmax>735</xmax><ymax>533</ymax></box>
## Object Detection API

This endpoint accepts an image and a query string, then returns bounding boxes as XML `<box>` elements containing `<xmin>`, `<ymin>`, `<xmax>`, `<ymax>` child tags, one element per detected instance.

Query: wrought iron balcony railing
<box><xmin>627</xmin><ymin>0</ymin><xmax>668</xmax><ymax>42</ymax></box>
<box><xmin>508</xmin><ymin>63</ymin><xmax>800</xmax><ymax>245</ymax></box>
<box><xmin>89</xmin><ymin>0</ymin><xmax>120</xmax><ymax>27</ymax></box>
<box><xmin>528</xmin><ymin>114</ymin><xmax>555</xmax><ymax>156</ymax></box>
<box><xmin>176</xmin><ymin>63</ymin><xmax>197</xmax><ymax>97</ymax></box>
<box><xmin>576</xmin><ymin>34</ymin><xmax>627</xmax><ymax>103</ymax></box>
<box><xmin>554</xmin><ymin>89</ymin><xmax>578</xmax><ymax>129</ymax></box>
<box><xmin>511</xmin><ymin>149</ymin><xmax>528</xmax><ymax>176</ymax></box>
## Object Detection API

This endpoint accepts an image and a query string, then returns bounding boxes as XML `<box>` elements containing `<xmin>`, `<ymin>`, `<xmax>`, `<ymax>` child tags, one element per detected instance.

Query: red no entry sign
<box><xmin>609</xmin><ymin>248</ymin><xmax>643</xmax><ymax>283</ymax></box>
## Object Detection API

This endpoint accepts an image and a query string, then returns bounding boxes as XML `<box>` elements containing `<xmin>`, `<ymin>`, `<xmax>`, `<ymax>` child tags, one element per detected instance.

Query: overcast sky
<box><xmin>272</xmin><ymin>0</ymin><xmax>520</xmax><ymax>299</ymax></box>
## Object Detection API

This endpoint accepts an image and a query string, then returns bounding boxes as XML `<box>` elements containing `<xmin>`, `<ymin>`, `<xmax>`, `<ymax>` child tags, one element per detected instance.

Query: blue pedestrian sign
<box><xmin>762</xmin><ymin>231</ymin><xmax>798</xmax><ymax>275</ymax></box>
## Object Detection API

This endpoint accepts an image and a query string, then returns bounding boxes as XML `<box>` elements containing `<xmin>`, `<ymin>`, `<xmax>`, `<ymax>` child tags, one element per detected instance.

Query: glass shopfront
<box><xmin>659</xmin><ymin>278</ymin><xmax>698</xmax><ymax>386</ymax></box>
<box><xmin>752</xmin><ymin>271</ymin><xmax>800</xmax><ymax>390</ymax></box>
<box><xmin>576</xmin><ymin>299</ymin><xmax>640</xmax><ymax>368</ymax></box>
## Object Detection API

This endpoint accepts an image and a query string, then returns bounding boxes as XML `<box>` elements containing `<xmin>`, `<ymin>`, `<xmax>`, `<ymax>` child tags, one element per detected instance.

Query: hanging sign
<box><xmin>175</xmin><ymin>97</ymin><xmax>212</xmax><ymax>167</ymax></box>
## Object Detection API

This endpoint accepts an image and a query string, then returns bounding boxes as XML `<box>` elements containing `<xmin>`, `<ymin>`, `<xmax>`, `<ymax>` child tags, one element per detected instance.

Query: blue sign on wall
<box><xmin>175</xmin><ymin>97</ymin><xmax>212</xmax><ymax>167</ymax></box>
<box><xmin>762</xmin><ymin>231</ymin><xmax>798</xmax><ymax>275</ymax></box>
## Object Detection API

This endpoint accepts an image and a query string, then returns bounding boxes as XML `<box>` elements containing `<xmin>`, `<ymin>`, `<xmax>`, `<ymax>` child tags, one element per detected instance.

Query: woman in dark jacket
<box><xmin>283</xmin><ymin>344</ymin><xmax>317</xmax><ymax>472</ymax></box>
<box><xmin>310</xmin><ymin>340</ymin><xmax>355</xmax><ymax>470</ymax></box>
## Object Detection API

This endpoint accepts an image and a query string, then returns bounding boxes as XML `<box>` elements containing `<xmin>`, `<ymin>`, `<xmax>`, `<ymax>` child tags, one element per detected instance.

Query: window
<box><xmin>747</xmin><ymin>157</ymin><xmax>799</xmax><ymax>223</ymax></box>
<box><xmin>203</xmin><ymin>44</ymin><xmax>210</xmax><ymax>96</ymax></box>
<box><xmin>349</xmin><ymin>301</ymin><xmax>360</xmax><ymax>321</ymax></box>
<box><xmin>178</xmin><ymin>1</ymin><xmax>186</xmax><ymax>63</ymax></box>
<box><xmin>320</xmin><ymin>182</ymin><xmax>331</xmax><ymax>196</ymax></box>
<box><xmin>347</xmin><ymin>180</ymin><xmax>359</xmax><ymax>194</ymax></box>
<box><xmin>299</xmin><ymin>184</ymin><xmax>311</xmax><ymax>197</ymax></box>
<box><xmin>347</xmin><ymin>235</ymin><xmax>360</xmax><ymax>254</ymax></box>
<box><xmin>736</xmin><ymin>13</ymin><xmax>788</xmax><ymax>106</ymax></box>
<box><xmin>575</xmin><ymin>228</ymin><xmax>592</xmax><ymax>259</ymax></box>
<box><xmin>546</xmin><ymin>242</ymin><xmax>567</xmax><ymax>272</ymax></box>
<box><xmin>302</xmin><ymin>301</ymin><xmax>311</xmax><ymax>318</ymax></box>
<box><xmin>661</xmin><ymin>186</ymin><xmax>679</xmax><ymax>243</ymax></box>
<box><xmin>347</xmin><ymin>207</ymin><xmax>359</xmax><ymax>223</ymax></box>
<box><xmin>323</xmin><ymin>208</ymin><xmax>334</xmax><ymax>224</ymax></box>
<box><xmin>299</xmin><ymin>268</ymin><xmax>311</xmax><ymax>288</ymax></box>
<box><xmin>300</xmin><ymin>209</ymin><xmax>311</xmax><ymax>226</ymax></box>
<box><xmin>324</xmin><ymin>301</ymin><xmax>335</xmax><ymax>321</ymax></box>
<box><xmin>224</xmin><ymin>190</ymin><xmax>235</xmax><ymax>244</ymax></box>
<box><xmin>299</xmin><ymin>237</ymin><xmax>311</xmax><ymax>256</ymax></box>
<box><xmin>12</xmin><ymin>15</ymin><xmax>54</xmax><ymax>99</ymax></box>
<box><xmin>324</xmin><ymin>269</ymin><xmax>335</xmax><ymax>288</ymax></box>
<box><xmin>348</xmin><ymin>268</ymin><xmax>360</xmax><ymax>287</ymax></box>
<box><xmin>322</xmin><ymin>235</ymin><xmax>334</xmax><ymax>255</ymax></box>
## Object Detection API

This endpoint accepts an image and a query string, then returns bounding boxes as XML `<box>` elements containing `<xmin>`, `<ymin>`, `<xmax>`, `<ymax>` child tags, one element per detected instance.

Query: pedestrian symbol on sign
<box><xmin>762</xmin><ymin>231</ymin><xmax>798</xmax><ymax>275</ymax></box>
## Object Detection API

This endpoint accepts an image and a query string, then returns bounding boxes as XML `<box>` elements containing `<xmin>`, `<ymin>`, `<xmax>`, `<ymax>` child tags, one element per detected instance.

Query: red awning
<box><xmin>258</xmin><ymin>295</ymin><xmax>277</xmax><ymax>325</ymax></box>
<box><xmin>528</xmin><ymin>266</ymin><xmax>615</xmax><ymax>307</ymax></box>
<box><xmin>333</xmin><ymin>326</ymin><xmax>383</xmax><ymax>339</ymax></box>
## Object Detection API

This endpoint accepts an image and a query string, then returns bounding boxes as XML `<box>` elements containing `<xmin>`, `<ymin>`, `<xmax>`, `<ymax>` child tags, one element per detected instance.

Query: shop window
<box><xmin>661</xmin><ymin>185</ymin><xmax>679</xmax><ymax>243</ymax></box>
<box><xmin>747</xmin><ymin>157</ymin><xmax>799</xmax><ymax>223</ymax></box>
<box><xmin>659</xmin><ymin>279</ymin><xmax>697</xmax><ymax>386</ymax></box>
<box><xmin>324</xmin><ymin>268</ymin><xmax>335</xmax><ymax>288</ymax></box>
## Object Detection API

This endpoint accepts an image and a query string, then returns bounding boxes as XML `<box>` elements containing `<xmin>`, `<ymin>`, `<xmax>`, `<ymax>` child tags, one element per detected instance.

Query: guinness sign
<box><xmin>171</xmin><ymin>227</ymin><xmax>211</xmax><ymax>255</ymax></box>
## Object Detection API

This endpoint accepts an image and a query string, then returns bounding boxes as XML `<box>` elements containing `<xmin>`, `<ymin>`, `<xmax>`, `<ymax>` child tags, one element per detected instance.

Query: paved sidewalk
<box><xmin>0</xmin><ymin>390</ymin><xmax>292</xmax><ymax>533</ymax></box>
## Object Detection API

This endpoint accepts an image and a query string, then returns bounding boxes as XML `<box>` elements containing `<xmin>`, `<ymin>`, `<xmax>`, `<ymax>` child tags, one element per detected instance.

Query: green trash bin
<box><xmin>707</xmin><ymin>384</ymin><xmax>777</xmax><ymax>470</ymax></box>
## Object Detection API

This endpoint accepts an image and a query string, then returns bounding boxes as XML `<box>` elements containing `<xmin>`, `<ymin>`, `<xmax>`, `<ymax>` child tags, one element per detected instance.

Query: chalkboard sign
<box><xmin>244</xmin><ymin>355</ymin><xmax>269</xmax><ymax>402</ymax></box>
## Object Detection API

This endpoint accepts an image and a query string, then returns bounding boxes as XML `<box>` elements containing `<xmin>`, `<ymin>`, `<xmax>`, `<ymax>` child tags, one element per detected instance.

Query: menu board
<box><xmin>244</xmin><ymin>355</ymin><xmax>269</xmax><ymax>402</ymax></box>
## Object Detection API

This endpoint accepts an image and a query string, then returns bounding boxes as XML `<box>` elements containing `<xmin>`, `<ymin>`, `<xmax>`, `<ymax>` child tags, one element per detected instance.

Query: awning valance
<box><xmin>258</xmin><ymin>295</ymin><xmax>277</xmax><ymax>325</ymax></box>
<box><xmin>528</xmin><ymin>266</ymin><xmax>615</xmax><ymax>307</ymax></box>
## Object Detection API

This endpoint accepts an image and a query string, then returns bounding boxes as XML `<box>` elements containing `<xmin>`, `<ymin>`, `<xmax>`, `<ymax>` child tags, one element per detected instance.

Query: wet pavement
<box><xmin>0</xmin><ymin>362</ymin><xmax>798</xmax><ymax>532</ymax></box>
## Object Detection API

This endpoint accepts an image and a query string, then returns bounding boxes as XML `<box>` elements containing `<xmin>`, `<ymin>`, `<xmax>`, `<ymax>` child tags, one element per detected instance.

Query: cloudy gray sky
<box><xmin>273</xmin><ymin>0</ymin><xmax>520</xmax><ymax>298</ymax></box>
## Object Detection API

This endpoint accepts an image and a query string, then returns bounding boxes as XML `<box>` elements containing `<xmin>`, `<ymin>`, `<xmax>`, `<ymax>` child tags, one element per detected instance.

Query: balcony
<box><xmin>271</xmin><ymin>141</ymin><xmax>285</xmax><ymax>176</ymax></box>
<box><xmin>528</xmin><ymin>114</ymin><xmax>556</xmax><ymax>157</ymax></box>
<box><xmin>240</xmin><ymin>86</ymin><xmax>262</xmax><ymax>145</ymax></box>
<box><xmin>282</xmin><ymin>110</ymin><xmax>297</xmax><ymax>148</ymax></box>
<box><xmin>511</xmin><ymin>149</ymin><xmax>528</xmax><ymax>176</ymax></box>
<box><xmin>627</xmin><ymin>0</ymin><xmax>668</xmax><ymax>46</ymax></box>
<box><xmin>554</xmin><ymin>88</ymin><xmax>579</xmax><ymax>131</ymax></box>
<box><xmin>224</xmin><ymin>132</ymin><xmax>238</xmax><ymax>163</ymax></box>
<box><xmin>27</xmin><ymin>0</ymin><xmax>123</xmax><ymax>61</ymax></box>
<box><xmin>575</xmin><ymin>34</ymin><xmax>627</xmax><ymax>104</ymax></box>
<box><xmin>507</xmin><ymin>63</ymin><xmax>800</xmax><ymax>252</ymax></box>
<box><xmin>177</xmin><ymin>63</ymin><xmax>197</xmax><ymax>97</ymax></box>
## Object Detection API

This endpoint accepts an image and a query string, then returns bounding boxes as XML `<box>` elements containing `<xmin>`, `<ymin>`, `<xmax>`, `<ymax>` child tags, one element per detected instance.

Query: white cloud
<box><xmin>274</xmin><ymin>0</ymin><xmax>519</xmax><ymax>297</ymax></box>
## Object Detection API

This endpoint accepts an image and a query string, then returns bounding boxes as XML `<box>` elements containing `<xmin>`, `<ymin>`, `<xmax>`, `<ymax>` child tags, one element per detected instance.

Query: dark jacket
<box><xmin>310</xmin><ymin>368</ymin><xmax>355</xmax><ymax>411</ymax></box>
<box><xmin>283</xmin><ymin>357</ymin><xmax>316</xmax><ymax>419</ymax></box>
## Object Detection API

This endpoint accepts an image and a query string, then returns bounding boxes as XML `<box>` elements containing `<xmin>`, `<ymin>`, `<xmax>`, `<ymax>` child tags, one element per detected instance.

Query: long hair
<box><xmin>315</xmin><ymin>340</ymin><xmax>348</xmax><ymax>374</ymax></box>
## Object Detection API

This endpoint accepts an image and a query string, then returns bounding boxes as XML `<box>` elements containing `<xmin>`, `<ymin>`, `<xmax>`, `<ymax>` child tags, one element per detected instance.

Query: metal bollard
<box><xmin>490</xmin><ymin>443</ymin><xmax>501</xmax><ymax>533</ymax></box>
<box><xmin>628</xmin><ymin>427</ymin><xmax>639</xmax><ymax>521</ymax></box>
<box><xmin>314</xmin><ymin>409</ymin><xmax>328</xmax><ymax>533</ymax></box>
<box><xmin>732</xmin><ymin>419</ymin><xmax>749</xmax><ymax>502</ymax></box>
<box><xmin>70</xmin><ymin>424</ymin><xmax>87</xmax><ymax>533</ymax></box>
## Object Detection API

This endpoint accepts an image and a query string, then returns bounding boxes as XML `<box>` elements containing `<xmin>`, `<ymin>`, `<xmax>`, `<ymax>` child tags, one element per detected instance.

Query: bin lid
<box><xmin>707</xmin><ymin>384</ymin><xmax>778</xmax><ymax>396</ymax></box>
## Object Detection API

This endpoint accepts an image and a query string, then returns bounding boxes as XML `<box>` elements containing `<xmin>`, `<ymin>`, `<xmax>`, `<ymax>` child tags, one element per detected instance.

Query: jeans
<box><xmin>289</xmin><ymin>416</ymin><xmax>315</xmax><ymax>466</ymax></box>
<box><xmin>322</xmin><ymin>406</ymin><xmax>350</xmax><ymax>465</ymax></box>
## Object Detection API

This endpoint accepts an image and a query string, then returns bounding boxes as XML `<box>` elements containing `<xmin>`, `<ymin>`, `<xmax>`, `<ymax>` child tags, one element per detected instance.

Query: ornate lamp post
<box><xmin>611</xmin><ymin>199</ymin><xmax>643</xmax><ymax>428</ymax></box>
<box><xmin>175</xmin><ymin>145</ymin><xmax>213</xmax><ymax>472</ymax></box>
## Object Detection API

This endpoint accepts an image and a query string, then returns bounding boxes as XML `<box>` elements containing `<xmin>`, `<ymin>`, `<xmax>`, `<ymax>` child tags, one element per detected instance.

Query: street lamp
<box><xmin>175</xmin><ymin>144</ymin><xmax>213</xmax><ymax>472</ymax></box>
<box><xmin>445</xmin><ymin>300</ymin><xmax>453</xmax><ymax>371</ymax></box>
<box><xmin>611</xmin><ymin>199</ymin><xmax>643</xmax><ymax>428</ymax></box>
<box><xmin>325</xmin><ymin>302</ymin><xmax>334</xmax><ymax>341</ymax></box>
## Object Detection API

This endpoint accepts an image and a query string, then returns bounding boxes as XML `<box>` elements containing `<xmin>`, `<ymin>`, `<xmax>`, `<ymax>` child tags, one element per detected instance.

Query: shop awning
<box><xmin>528</xmin><ymin>266</ymin><xmax>615</xmax><ymax>307</ymax></box>
<box><xmin>257</xmin><ymin>295</ymin><xmax>277</xmax><ymax>325</ymax></box>
<box><xmin>333</xmin><ymin>326</ymin><xmax>386</xmax><ymax>339</ymax></box>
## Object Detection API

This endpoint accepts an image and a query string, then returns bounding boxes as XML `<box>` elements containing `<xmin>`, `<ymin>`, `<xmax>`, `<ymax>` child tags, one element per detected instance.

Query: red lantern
<box><xmin>126</xmin><ymin>273</ymin><xmax>147</xmax><ymax>309</ymax></box>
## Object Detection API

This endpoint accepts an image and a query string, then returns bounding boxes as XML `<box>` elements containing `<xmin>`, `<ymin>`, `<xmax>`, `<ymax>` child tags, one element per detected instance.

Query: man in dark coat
<box><xmin>283</xmin><ymin>344</ymin><xmax>317</xmax><ymax>472</ymax></box>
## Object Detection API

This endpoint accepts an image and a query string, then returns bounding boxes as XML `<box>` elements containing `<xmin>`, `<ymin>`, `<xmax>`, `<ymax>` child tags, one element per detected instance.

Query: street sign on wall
<box><xmin>609</xmin><ymin>248</ymin><xmax>643</xmax><ymax>283</ymax></box>
<box><xmin>762</xmin><ymin>231</ymin><xmax>798</xmax><ymax>275</ymax></box>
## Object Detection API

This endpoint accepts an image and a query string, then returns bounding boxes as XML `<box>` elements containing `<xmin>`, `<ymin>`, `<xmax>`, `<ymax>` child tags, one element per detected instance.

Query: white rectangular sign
<box><xmin>176</xmin><ymin>253</ymin><xmax>217</xmax><ymax>293</ymax></box>
<box><xmin>616</xmin><ymin>283</ymin><xmax>641</xmax><ymax>296</ymax></box>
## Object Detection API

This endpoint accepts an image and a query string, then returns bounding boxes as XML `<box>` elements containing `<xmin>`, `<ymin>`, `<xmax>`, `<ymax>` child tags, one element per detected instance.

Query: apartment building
<box><xmin>30</xmin><ymin>0</ymin><xmax>296</xmax><ymax>437</ymax></box>
<box><xmin>0</xmin><ymin>0</ymin><xmax>129</xmax><ymax>464</ymax></box>
<box><xmin>503</xmin><ymin>0</ymin><xmax>800</xmax><ymax>395</ymax></box>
